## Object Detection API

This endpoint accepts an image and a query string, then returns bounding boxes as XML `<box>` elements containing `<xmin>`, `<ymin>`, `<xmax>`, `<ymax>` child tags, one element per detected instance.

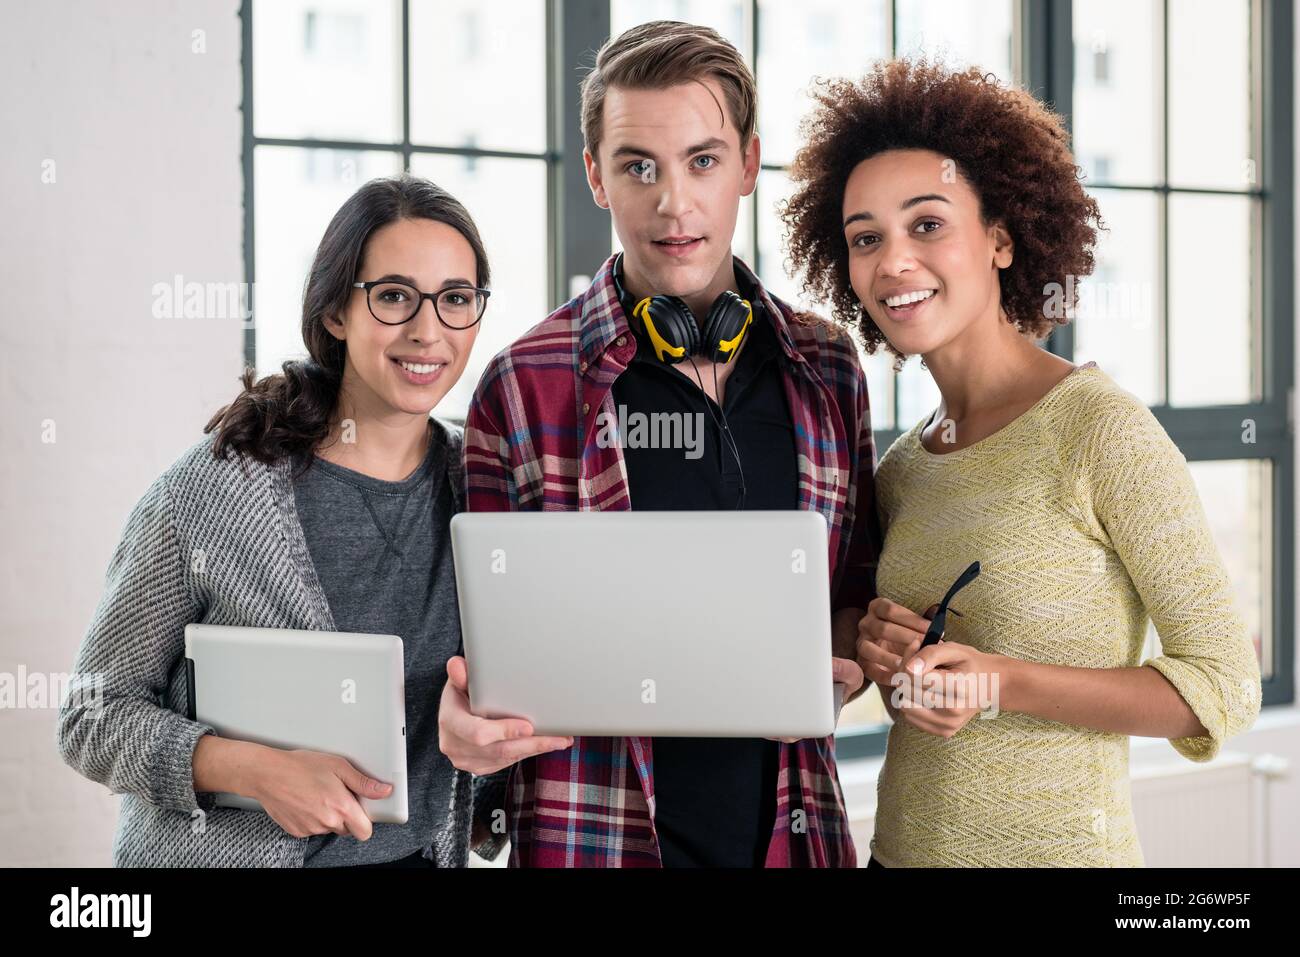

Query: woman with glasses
<box><xmin>781</xmin><ymin>60</ymin><xmax>1261</xmax><ymax>866</ymax></box>
<box><xmin>58</xmin><ymin>174</ymin><xmax>520</xmax><ymax>867</ymax></box>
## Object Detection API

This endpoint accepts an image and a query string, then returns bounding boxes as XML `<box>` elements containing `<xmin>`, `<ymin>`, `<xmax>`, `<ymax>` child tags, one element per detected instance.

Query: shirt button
<box><xmin>616</xmin><ymin>336</ymin><xmax>626</xmax><ymax>347</ymax></box>
<box><xmin>579</xmin><ymin>360</ymin><xmax>588</xmax><ymax>373</ymax></box>
<box><xmin>582</xmin><ymin>402</ymin><xmax>590</xmax><ymax>414</ymax></box>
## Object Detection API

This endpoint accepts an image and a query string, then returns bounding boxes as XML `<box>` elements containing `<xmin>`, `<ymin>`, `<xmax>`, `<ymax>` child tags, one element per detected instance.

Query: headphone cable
<box><xmin>686</xmin><ymin>355</ymin><xmax>748</xmax><ymax>510</ymax></box>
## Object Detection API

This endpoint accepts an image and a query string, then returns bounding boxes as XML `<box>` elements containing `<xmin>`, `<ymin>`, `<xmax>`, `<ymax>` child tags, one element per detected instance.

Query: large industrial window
<box><xmin>242</xmin><ymin>0</ymin><xmax>1293</xmax><ymax>762</ymax></box>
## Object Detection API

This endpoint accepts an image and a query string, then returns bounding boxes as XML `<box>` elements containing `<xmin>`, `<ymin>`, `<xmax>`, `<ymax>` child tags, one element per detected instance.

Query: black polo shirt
<box><xmin>610</xmin><ymin>286</ymin><xmax>799</xmax><ymax>868</ymax></box>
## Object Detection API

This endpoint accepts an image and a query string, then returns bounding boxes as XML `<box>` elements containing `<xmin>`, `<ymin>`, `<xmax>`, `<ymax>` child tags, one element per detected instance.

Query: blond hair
<box><xmin>580</xmin><ymin>20</ymin><xmax>757</xmax><ymax>161</ymax></box>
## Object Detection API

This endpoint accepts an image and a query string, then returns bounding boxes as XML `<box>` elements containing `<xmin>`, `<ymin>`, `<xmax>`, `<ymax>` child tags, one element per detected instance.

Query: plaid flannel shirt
<box><xmin>462</xmin><ymin>253</ymin><xmax>881</xmax><ymax>867</ymax></box>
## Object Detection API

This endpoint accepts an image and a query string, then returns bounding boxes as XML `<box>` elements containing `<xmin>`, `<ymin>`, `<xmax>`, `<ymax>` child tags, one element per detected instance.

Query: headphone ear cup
<box><xmin>645</xmin><ymin>296</ymin><xmax>699</xmax><ymax>364</ymax></box>
<box><xmin>702</xmin><ymin>291</ymin><xmax>754</xmax><ymax>364</ymax></box>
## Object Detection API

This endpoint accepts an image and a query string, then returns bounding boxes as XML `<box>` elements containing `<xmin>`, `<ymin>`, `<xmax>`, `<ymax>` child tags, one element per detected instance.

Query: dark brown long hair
<box><xmin>205</xmin><ymin>174</ymin><xmax>490</xmax><ymax>473</ymax></box>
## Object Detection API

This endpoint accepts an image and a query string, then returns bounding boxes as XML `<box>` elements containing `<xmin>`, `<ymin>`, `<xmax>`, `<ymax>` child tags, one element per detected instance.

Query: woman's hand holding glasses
<box><xmin>856</xmin><ymin>596</ymin><xmax>1006</xmax><ymax>739</ymax></box>
<box><xmin>856</xmin><ymin>597</ymin><xmax>932</xmax><ymax>687</ymax></box>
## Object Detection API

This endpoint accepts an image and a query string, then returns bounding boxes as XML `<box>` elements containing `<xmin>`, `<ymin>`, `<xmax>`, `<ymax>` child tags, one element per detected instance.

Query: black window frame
<box><xmin>241</xmin><ymin>0</ymin><xmax>1294</xmax><ymax>764</ymax></box>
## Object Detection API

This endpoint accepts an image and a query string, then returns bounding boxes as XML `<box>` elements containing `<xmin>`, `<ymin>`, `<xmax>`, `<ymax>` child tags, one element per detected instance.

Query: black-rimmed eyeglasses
<box><xmin>352</xmin><ymin>279</ymin><xmax>490</xmax><ymax>329</ymax></box>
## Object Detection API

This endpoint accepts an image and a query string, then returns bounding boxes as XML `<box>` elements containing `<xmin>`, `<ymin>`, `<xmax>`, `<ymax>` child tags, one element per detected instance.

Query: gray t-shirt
<box><xmin>293</xmin><ymin>424</ymin><xmax>461</xmax><ymax>867</ymax></box>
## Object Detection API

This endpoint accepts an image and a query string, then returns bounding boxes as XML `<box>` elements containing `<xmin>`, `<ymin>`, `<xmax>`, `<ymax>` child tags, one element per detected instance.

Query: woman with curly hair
<box><xmin>782</xmin><ymin>58</ymin><xmax>1261</xmax><ymax>866</ymax></box>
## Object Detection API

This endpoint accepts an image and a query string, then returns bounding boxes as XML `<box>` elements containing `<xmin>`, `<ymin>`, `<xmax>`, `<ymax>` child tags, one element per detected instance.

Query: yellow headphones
<box><xmin>612</xmin><ymin>253</ymin><xmax>755</xmax><ymax>365</ymax></box>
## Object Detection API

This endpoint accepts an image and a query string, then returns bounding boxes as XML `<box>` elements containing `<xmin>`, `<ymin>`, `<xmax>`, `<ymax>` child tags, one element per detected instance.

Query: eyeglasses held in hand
<box><xmin>919</xmin><ymin>561</ymin><xmax>981</xmax><ymax>650</ymax></box>
<box><xmin>352</xmin><ymin>279</ymin><xmax>490</xmax><ymax>329</ymax></box>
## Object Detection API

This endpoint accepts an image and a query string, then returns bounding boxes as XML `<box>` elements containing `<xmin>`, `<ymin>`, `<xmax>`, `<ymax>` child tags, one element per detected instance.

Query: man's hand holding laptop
<box><xmin>439</xmin><ymin>655</ymin><xmax>865</xmax><ymax>760</ymax></box>
<box><xmin>766</xmin><ymin>631</ymin><xmax>865</xmax><ymax>745</ymax></box>
<box><xmin>439</xmin><ymin>655</ymin><xmax>575</xmax><ymax>776</ymax></box>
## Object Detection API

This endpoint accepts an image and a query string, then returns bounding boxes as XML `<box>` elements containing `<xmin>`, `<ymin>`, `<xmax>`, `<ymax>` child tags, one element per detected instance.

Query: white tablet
<box><xmin>450</xmin><ymin>510</ymin><xmax>840</xmax><ymax>738</ymax></box>
<box><xmin>184</xmin><ymin>624</ymin><xmax>408</xmax><ymax>824</ymax></box>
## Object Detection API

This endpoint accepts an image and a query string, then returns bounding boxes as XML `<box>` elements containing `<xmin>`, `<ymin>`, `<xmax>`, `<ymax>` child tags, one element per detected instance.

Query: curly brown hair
<box><xmin>781</xmin><ymin>58</ymin><xmax>1103</xmax><ymax>358</ymax></box>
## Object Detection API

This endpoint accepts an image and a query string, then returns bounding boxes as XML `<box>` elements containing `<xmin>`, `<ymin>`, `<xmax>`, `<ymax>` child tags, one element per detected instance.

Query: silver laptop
<box><xmin>450</xmin><ymin>511</ymin><xmax>839</xmax><ymax>738</ymax></box>
<box><xmin>184</xmin><ymin>624</ymin><xmax>408</xmax><ymax>824</ymax></box>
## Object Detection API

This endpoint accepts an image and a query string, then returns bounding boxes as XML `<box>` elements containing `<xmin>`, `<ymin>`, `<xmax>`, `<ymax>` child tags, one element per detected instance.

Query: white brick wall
<box><xmin>0</xmin><ymin>0</ymin><xmax>243</xmax><ymax>866</ymax></box>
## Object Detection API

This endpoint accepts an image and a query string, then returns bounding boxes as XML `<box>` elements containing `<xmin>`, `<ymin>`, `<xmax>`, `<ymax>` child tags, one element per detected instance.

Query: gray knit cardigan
<box><xmin>56</xmin><ymin>420</ymin><xmax>507</xmax><ymax>867</ymax></box>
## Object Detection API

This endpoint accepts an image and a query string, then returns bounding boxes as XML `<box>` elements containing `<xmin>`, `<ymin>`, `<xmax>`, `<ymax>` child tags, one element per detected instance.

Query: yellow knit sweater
<box><xmin>869</xmin><ymin>363</ymin><xmax>1261</xmax><ymax>867</ymax></box>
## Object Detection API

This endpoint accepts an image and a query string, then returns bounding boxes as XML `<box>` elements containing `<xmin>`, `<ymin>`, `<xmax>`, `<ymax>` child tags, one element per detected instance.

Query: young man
<box><xmin>440</xmin><ymin>20</ymin><xmax>880</xmax><ymax>867</ymax></box>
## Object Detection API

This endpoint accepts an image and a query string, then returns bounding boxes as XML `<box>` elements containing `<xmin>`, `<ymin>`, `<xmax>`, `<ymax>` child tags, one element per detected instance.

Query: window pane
<box><xmin>864</xmin><ymin>350</ymin><xmax>896</xmax><ymax>432</ymax></box>
<box><xmin>1168</xmin><ymin>0</ymin><xmax>1254</xmax><ymax>190</ymax></box>
<box><xmin>1185</xmin><ymin>460</ymin><xmax>1272</xmax><ymax>680</ymax></box>
<box><xmin>736</xmin><ymin>190</ymin><xmax>754</xmax><ymax>266</ymax></box>
<box><xmin>1071</xmin><ymin>0</ymin><xmax>1162</xmax><ymax>186</ymax></box>
<box><xmin>611</xmin><ymin>0</ymin><xmax>751</xmax><ymax>58</ymax></box>
<box><xmin>1073</xmin><ymin>188</ymin><xmax>1161</xmax><ymax>405</ymax></box>
<box><xmin>254</xmin><ymin>147</ymin><xmax>403</xmax><ymax>375</ymax></box>
<box><xmin>756</xmin><ymin>0</ymin><xmax>890</xmax><ymax>167</ymax></box>
<box><xmin>896</xmin><ymin>358</ymin><xmax>940</xmax><ymax>430</ymax></box>
<box><xmin>409</xmin><ymin>154</ymin><xmax>549</xmax><ymax>420</ymax></box>
<box><xmin>756</xmin><ymin>168</ymin><xmax>800</xmax><ymax>306</ymax></box>
<box><xmin>254</xmin><ymin>0</ymin><xmax>402</xmax><ymax>142</ymax></box>
<box><xmin>409</xmin><ymin>0</ymin><xmax>547</xmax><ymax>153</ymax></box>
<box><xmin>894</xmin><ymin>0</ymin><xmax>1014</xmax><ymax>84</ymax></box>
<box><xmin>1168</xmin><ymin>194</ymin><xmax>1256</xmax><ymax>406</ymax></box>
<box><xmin>839</xmin><ymin>682</ymin><xmax>890</xmax><ymax>731</ymax></box>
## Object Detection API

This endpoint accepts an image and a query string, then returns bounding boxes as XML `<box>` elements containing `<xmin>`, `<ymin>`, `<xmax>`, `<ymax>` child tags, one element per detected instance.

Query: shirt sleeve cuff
<box><xmin>1144</xmin><ymin>656</ymin><xmax>1230</xmax><ymax>762</ymax></box>
<box><xmin>145</xmin><ymin>710</ymin><xmax>218</xmax><ymax>812</ymax></box>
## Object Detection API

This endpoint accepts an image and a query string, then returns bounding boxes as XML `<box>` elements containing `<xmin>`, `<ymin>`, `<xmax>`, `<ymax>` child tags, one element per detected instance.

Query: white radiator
<box><xmin>1129</xmin><ymin>750</ymin><xmax>1289</xmax><ymax>867</ymax></box>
